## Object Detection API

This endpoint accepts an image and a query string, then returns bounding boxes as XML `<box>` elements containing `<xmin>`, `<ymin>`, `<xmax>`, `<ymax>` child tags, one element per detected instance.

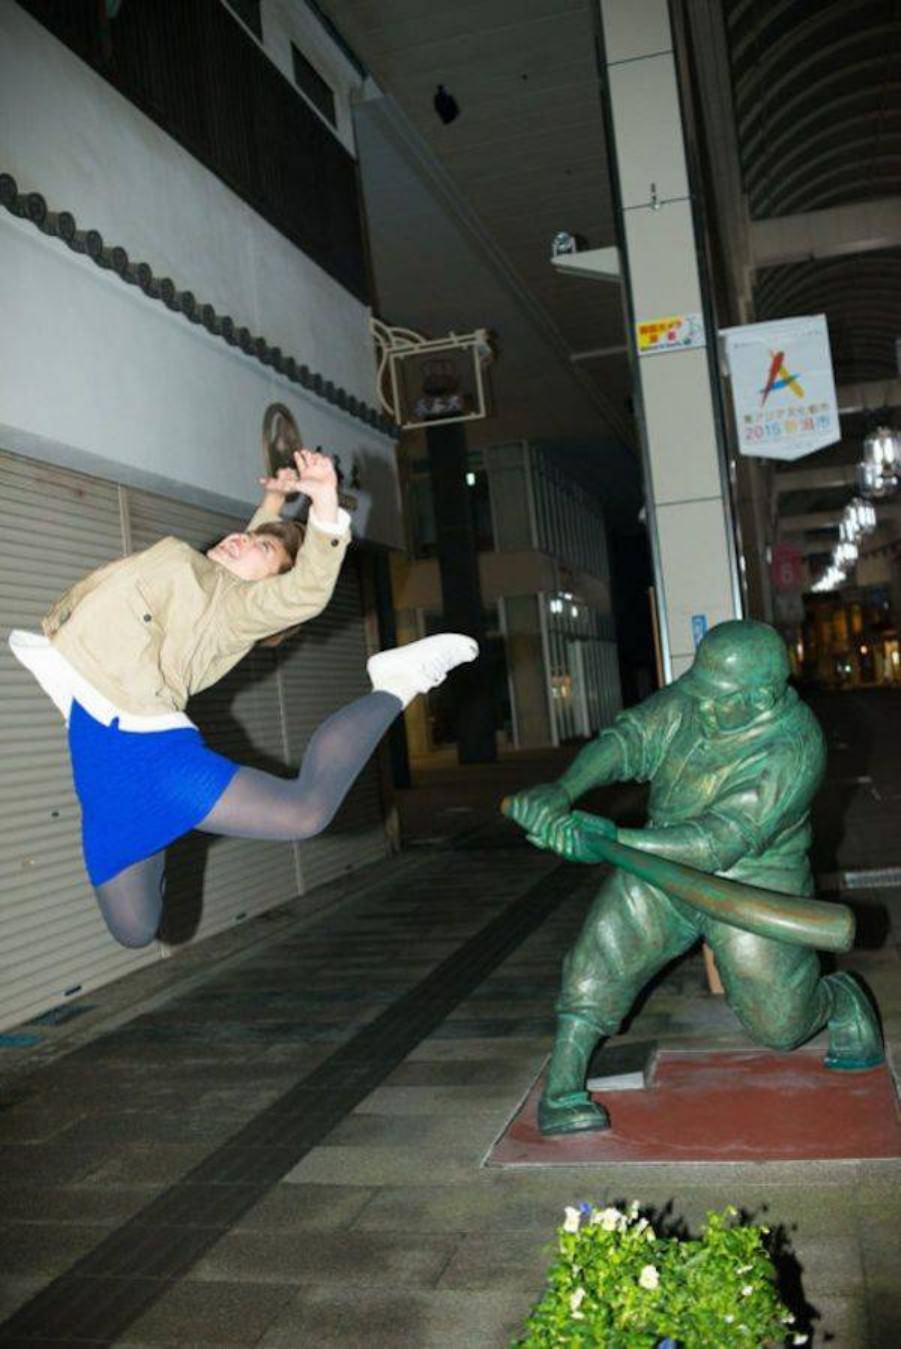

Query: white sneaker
<box><xmin>367</xmin><ymin>634</ymin><xmax>479</xmax><ymax>707</ymax></box>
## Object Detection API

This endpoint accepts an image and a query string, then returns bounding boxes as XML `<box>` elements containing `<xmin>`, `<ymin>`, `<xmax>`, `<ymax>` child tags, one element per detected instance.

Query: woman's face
<box><xmin>206</xmin><ymin>532</ymin><xmax>289</xmax><ymax>581</ymax></box>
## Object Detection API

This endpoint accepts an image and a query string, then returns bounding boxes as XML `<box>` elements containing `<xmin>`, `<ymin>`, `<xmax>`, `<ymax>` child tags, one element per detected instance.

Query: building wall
<box><xmin>0</xmin><ymin>2</ymin><xmax>401</xmax><ymax>546</ymax></box>
<box><xmin>259</xmin><ymin>0</ymin><xmax>361</xmax><ymax>153</ymax></box>
<box><xmin>392</xmin><ymin>437</ymin><xmax>620</xmax><ymax>750</ymax></box>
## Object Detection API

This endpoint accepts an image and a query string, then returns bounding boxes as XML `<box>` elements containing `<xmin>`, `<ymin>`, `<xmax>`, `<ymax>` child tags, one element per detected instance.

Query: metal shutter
<box><xmin>0</xmin><ymin>450</ymin><xmax>158</xmax><ymax>1031</ymax></box>
<box><xmin>278</xmin><ymin>562</ymin><xmax>389</xmax><ymax>892</ymax></box>
<box><xmin>125</xmin><ymin>488</ymin><xmax>300</xmax><ymax>946</ymax></box>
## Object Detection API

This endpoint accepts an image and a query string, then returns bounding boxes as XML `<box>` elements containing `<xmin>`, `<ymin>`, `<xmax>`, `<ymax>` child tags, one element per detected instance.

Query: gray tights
<box><xmin>93</xmin><ymin>691</ymin><xmax>401</xmax><ymax>948</ymax></box>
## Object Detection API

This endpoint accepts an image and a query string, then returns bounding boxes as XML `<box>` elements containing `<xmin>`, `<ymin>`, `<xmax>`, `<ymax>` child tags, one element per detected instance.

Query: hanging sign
<box><xmin>770</xmin><ymin>543</ymin><xmax>804</xmax><ymax>592</ymax></box>
<box><xmin>721</xmin><ymin>315</ymin><xmax>840</xmax><ymax>461</ymax></box>
<box><xmin>636</xmin><ymin>312</ymin><xmax>705</xmax><ymax>356</ymax></box>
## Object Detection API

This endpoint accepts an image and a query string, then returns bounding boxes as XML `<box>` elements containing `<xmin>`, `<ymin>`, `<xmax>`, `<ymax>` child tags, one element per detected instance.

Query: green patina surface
<box><xmin>504</xmin><ymin>620</ymin><xmax>884</xmax><ymax>1136</ymax></box>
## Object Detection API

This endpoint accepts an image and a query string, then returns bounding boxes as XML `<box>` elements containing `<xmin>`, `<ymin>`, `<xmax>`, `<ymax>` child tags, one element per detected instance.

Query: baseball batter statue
<box><xmin>504</xmin><ymin>620</ymin><xmax>883</xmax><ymax>1136</ymax></box>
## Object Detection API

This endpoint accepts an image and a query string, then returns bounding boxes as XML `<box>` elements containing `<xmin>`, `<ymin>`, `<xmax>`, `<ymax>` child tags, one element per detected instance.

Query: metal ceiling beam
<box><xmin>779</xmin><ymin>511</ymin><xmax>845</xmax><ymax>532</ymax></box>
<box><xmin>750</xmin><ymin>196</ymin><xmax>901</xmax><ymax>268</ymax></box>
<box><xmin>743</xmin><ymin>101</ymin><xmax>901</xmax><ymax>197</ymax></box>
<box><xmin>779</xmin><ymin>505</ymin><xmax>901</xmax><ymax>532</ymax></box>
<box><xmin>774</xmin><ymin>466</ymin><xmax>857</xmax><ymax>494</ymax></box>
<box><xmin>838</xmin><ymin>377</ymin><xmax>901</xmax><ymax>414</ymax></box>
<box><xmin>570</xmin><ymin>343</ymin><xmax>628</xmax><ymax>363</ymax></box>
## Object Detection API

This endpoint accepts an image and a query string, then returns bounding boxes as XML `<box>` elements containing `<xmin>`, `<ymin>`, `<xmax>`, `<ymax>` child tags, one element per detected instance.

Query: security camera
<box><xmin>551</xmin><ymin>232</ymin><xmax>578</xmax><ymax>259</ymax></box>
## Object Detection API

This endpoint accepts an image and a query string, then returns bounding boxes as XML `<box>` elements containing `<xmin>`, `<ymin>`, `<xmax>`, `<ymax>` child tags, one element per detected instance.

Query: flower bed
<box><xmin>512</xmin><ymin>1203</ymin><xmax>807</xmax><ymax>1348</ymax></box>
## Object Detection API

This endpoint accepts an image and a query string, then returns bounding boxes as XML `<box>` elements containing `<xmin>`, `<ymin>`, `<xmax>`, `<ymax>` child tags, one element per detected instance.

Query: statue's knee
<box><xmin>728</xmin><ymin>993</ymin><xmax>810</xmax><ymax>1050</ymax></box>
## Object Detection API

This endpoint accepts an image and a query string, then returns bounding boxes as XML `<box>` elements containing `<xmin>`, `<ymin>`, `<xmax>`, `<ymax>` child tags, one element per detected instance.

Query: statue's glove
<box><xmin>504</xmin><ymin>782</ymin><xmax>571</xmax><ymax>838</ymax></box>
<box><xmin>536</xmin><ymin>810</ymin><xmax>618</xmax><ymax>863</ymax></box>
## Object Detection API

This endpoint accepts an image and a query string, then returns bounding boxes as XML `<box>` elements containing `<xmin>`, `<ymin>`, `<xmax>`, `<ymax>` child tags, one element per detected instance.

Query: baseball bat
<box><xmin>500</xmin><ymin>798</ymin><xmax>855</xmax><ymax>953</ymax></box>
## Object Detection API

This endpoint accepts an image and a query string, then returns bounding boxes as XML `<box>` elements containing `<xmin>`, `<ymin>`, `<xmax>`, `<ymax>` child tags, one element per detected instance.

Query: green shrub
<box><xmin>512</xmin><ymin>1203</ymin><xmax>806</xmax><ymax>1348</ymax></box>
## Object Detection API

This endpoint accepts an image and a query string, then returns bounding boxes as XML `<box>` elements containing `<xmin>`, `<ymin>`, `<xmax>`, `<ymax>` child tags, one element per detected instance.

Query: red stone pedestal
<box><xmin>486</xmin><ymin>1049</ymin><xmax>901</xmax><ymax>1166</ymax></box>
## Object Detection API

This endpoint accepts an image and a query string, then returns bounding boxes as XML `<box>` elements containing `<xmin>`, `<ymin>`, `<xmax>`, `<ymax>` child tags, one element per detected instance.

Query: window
<box><xmin>291</xmin><ymin>42</ymin><xmax>336</xmax><ymax>127</ymax></box>
<box><xmin>20</xmin><ymin>0</ymin><xmax>367</xmax><ymax>300</ymax></box>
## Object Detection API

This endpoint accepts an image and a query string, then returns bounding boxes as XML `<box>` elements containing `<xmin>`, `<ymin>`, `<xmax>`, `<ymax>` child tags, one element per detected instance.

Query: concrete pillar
<box><xmin>598</xmin><ymin>0</ymin><xmax>742</xmax><ymax>679</ymax></box>
<box><xmin>426</xmin><ymin>422</ymin><xmax>497</xmax><ymax>763</ymax></box>
<box><xmin>503</xmin><ymin>594</ymin><xmax>554</xmax><ymax>748</ymax></box>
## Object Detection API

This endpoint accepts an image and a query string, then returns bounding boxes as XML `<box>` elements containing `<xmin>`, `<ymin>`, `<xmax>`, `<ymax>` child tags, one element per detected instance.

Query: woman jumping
<box><xmin>9</xmin><ymin>449</ymin><xmax>476</xmax><ymax>948</ymax></box>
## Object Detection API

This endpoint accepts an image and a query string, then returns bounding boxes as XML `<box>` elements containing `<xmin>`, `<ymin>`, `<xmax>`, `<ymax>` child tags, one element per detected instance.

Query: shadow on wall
<box><xmin>340</xmin><ymin>445</ymin><xmax>402</xmax><ymax>550</ymax></box>
<box><xmin>159</xmin><ymin>558</ymin><xmax>379</xmax><ymax>945</ymax></box>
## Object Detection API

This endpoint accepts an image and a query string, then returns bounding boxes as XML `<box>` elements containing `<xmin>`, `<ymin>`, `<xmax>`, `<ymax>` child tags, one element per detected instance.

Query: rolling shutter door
<box><xmin>278</xmin><ymin>561</ymin><xmax>389</xmax><ymax>892</ymax></box>
<box><xmin>125</xmin><ymin>488</ymin><xmax>299</xmax><ymax>945</ymax></box>
<box><xmin>0</xmin><ymin>450</ymin><xmax>158</xmax><ymax>1031</ymax></box>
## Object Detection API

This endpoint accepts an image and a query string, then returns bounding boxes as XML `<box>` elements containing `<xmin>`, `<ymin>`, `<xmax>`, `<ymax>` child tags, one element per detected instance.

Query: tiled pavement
<box><xmin>0</xmin><ymin>692</ymin><xmax>899</xmax><ymax>1348</ymax></box>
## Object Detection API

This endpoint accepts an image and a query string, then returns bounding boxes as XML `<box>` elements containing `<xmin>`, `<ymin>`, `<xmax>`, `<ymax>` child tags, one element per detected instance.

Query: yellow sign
<box><xmin>636</xmin><ymin>312</ymin><xmax>705</xmax><ymax>355</ymax></box>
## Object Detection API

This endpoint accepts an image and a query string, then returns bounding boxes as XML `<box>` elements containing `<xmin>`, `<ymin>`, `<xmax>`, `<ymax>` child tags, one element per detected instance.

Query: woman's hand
<box><xmin>293</xmin><ymin>449</ymin><xmax>339</xmax><ymax>523</ymax></box>
<box><xmin>258</xmin><ymin>465</ymin><xmax>303</xmax><ymax>500</ymax></box>
<box><xmin>258</xmin><ymin>450</ymin><xmax>339</xmax><ymax>523</ymax></box>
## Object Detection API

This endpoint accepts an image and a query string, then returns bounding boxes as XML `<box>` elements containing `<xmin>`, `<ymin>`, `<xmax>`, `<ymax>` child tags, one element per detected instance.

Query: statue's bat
<box><xmin>500</xmin><ymin>800</ymin><xmax>855</xmax><ymax>954</ymax></box>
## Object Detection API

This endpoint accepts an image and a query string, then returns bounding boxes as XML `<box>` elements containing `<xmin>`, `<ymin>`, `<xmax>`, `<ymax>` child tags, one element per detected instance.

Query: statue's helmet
<box><xmin>683</xmin><ymin>620</ymin><xmax>790</xmax><ymax>697</ymax></box>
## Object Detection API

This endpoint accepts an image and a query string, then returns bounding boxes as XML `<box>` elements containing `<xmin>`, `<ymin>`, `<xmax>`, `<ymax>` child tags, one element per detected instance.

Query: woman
<box><xmin>9</xmin><ymin>449</ymin><xmax>476</xmax><ymax>948</ymax></box>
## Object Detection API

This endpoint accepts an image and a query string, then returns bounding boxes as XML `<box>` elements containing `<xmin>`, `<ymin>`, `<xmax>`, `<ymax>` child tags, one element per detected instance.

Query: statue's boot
<box><xmin>823</xmin><ymin>972</ymin><xmax>884</xmax><ymax>1071</ymax></box>
<box><xmin>538</xmin><ymin>1014</ymin><xmax>611</xmax><ymax>1136</ymax></box>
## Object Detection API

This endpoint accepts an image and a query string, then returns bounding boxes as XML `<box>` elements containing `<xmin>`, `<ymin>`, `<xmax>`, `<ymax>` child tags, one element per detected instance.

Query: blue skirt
<box><xmin>68</xmin><ymin>701</ymin><xmax>239</xmax><ymax>886</ymax></box>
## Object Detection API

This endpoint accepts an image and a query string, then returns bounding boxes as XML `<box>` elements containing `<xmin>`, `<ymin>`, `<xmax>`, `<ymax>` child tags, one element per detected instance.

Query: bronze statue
<box><xmin>504</xmin><ymin>620</ymin><xmax>883</xmax><ymax>1136</ymax></box>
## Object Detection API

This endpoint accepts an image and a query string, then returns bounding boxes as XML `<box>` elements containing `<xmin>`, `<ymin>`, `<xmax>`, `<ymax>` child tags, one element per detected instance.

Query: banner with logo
<box><xmin>721</xmin><ymin>315</ymin><xmax>840</xmax><ymax>461</ymax></box>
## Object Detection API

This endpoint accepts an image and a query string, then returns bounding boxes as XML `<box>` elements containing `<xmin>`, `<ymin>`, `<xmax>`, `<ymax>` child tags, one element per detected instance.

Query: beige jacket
<box><xmin>42</xmin><ymin>506</ymin><xmax>350</xmax><ymax>717</ymax></box>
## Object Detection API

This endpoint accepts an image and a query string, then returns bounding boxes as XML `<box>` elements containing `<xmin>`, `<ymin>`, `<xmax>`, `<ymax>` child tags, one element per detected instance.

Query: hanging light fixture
<box><xmin>843</xmin><ymin>496</ymin><xmax>876</xmax><ymax>537</ymax></box>
<box><xmin>812</xmin><ymin>561</ymin><xmax>847</xmax><ymax>593</ymax></box>
<box><xmin>834</xmin><ymin>538</ymin><xmax>858</xmax><ymax>567</ymax></box>
<box><xmin>858</xmin><ymin>425</ymin><xmax>900</xmax><ymax>498</ymax></box>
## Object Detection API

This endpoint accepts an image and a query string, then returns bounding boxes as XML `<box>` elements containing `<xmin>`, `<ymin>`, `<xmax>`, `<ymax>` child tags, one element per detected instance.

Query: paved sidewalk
<box><xmin>0</xmin><ymin>699</ymin><xmax>898</xmax><ymax>1347</ymax></box>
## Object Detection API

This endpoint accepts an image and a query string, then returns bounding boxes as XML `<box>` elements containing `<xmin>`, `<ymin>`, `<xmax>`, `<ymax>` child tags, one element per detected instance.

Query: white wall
<box><xmin>0</xmin><ymin>3</ymin><xmax>402</xmax><ymax>547</ymax></box>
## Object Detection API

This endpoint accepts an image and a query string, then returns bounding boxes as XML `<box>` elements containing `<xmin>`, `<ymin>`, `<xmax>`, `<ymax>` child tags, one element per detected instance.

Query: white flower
<box><xmin>634</xmin><ymin>1217</ymin><xmax>649</xmax><ymax>1233</ymax></box>
<box><xmin>595</xmin><ymin>1206</ymin><xmax>623</xmax><ymax>1231</ymax></box>
<box><xmin>569</xmin><ymin>1288</ymin><xmax>586</xmax><ymax>1313</ymax></box>
<box><xmin>629</xmin><ymin>1199</ymin><xmax>640</xmax><ymax>1218</ymax></box>
<box><xmin>792</xmin><ymin>1336</ymin><xmax>808</xmax><ymax>1346</ymax></box>
<box><xmin>782</xmin><ymin>1313</ymin><xmax>796</xmax><ymax>1324</ymax></box>
<box><xmin>724</xmin><ymin>1315</ymin><xmax>735</xmax><ymax>1324</ymax></box>
<box><xmin>638</xmin><ymin>1264</ymin><xmax>660</xmax><ymax>1290</ymax></box>
<box><xmin>741</xmin><ymin>1284</ymin><xmax>754</xmax><ymax>1297</ymax></box>
<box><xmin>562</xmin><ymin>1206</ymin><xmax>581</xmax><ymax>1233</ymax></box>
<box><xmin>645</xmin><ymin>1228</ymin><xmax>656</xmax><ymax>1242</ymax></box>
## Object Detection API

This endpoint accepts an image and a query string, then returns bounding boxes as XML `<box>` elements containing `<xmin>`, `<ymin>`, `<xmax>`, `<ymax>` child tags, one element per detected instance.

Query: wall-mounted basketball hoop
<box><xmin>371</xmin><ymin>318</ymin><xmax>494</xmax><ymax>430</ymax></box>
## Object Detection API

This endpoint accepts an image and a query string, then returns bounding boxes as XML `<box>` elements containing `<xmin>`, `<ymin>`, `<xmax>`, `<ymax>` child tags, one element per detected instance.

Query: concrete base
<box><xmin>486</xmin><ymin>1049</ymin><xmax>901</xmax><ymax>1166</ymax></box>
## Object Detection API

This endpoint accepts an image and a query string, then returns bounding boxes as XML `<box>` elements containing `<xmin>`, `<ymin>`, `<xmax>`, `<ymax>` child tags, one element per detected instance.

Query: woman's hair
<box><xmin>251</xmin><ymin>519</ymin><xmax>305</xmax><ymax>574</ymax></box>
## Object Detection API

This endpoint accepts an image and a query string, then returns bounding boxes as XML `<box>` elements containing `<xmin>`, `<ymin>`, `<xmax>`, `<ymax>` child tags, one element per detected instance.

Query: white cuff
<box><xmin>308</xmin><ymin>505</ymin><xmax>351</xmax><ymax>537</ymax></box>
